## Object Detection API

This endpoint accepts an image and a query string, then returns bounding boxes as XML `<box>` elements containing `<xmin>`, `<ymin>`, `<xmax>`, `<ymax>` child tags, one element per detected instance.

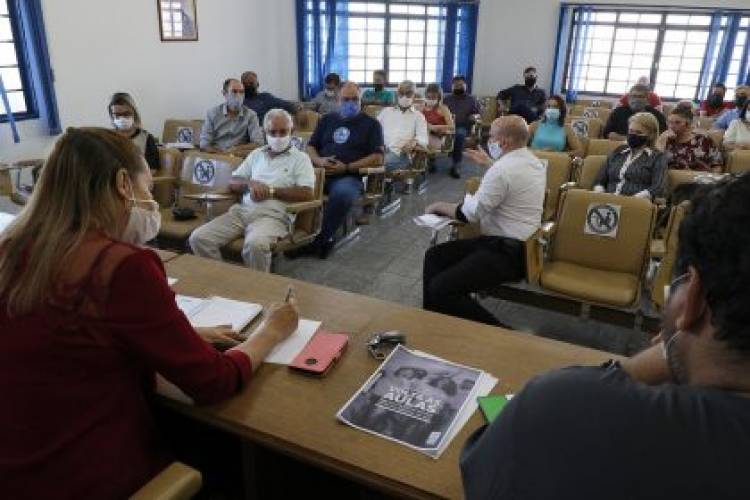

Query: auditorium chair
<box><xmin>531</xmin><ymin>151</ymin><xmax>574</xmax><ymax>222</ymax></box>
<box><xmin>694</xmin><ymin>116</ymin><xmax>715</xmax><ymax>131</ymax></box>
<box><xmin>650</xmin><ymin>202</ymin><xmax>689</xmax><ymax>311</ymax></box>
<box><xmin>131</xmin><ymin>462</ymin><xmax>202</xmax><ymax>500</ymax></box>
<box><xmin>0</xmin><ymin>159</ymin><xmax>44</xmax><ymax>206</ymax></box>
<box><xmin>651</xmin><ymin>199</ymin><xmax>687</xmax><ymax>260</ymax></box>
<box><xmin>576</xmin><ymin>99</ymin><xmax>614</xmax><ymax>109</ymax></box>
<box><xmin>568</xmin><ymin>104</ymin><xmax>586</xmax><ymax>117</ymax></box>
<box><xmin>154</xmin><ymin>151</ymin><xmax>241</xmax><ymax>249</ymax></box>
<box><xmin>162</xmin><ymin>119</ymin><xmax>204</xmax><ymax>147</ymax></box>
<box><xmin>363</xmin><ymin>104</ymin><xmax>384</xmax><ymax>118</ymax></box>
<box><xmin>582</xmin><ymin>107</ymin><xmax>611</xmax><ymax>124</ymax></box>
<box><xmin>565</xmin><ymin>154</ymin><xmax>606</xmax><ymax>190</ymax></box>
<box><xmin>292</xmin><ymin>109</ymin><xmax>320</xmax><ymax>149</ymax></box>
<box><xmin>726</xmin><ymin>150</ymin><xmax>750</xmax><ymax>174</ymax></box>
<box><xmin>707</xmin><ymin>129</ymin><xmax>724</xmax><ymax>151</ymax></box>
<box><xmin>661</xmin><ymin>103</ymin><xmax>674</xmax><ymax>116</ymax></box>
<box><xmin>153</xmin><ymin>147</ymin><xmax>183</xmax><ymax>207</ymax></box>
<box><xmin>221</xmin><ymin>168</ymin><xmax>325</xmax><ymax>268</ymax></box>
<box><xmin>567</xmin><ymin>117</ymin><xmax>603</xmax><ymax>140</ymax></box>
<box><xmin>539</xmin><ymin>189</ymin><xmax>656</xmax><ymax>308</ymax></box>
<box><xmin>585</xmin><ymin>138</ymin><xmax>625</xmax><ymax>157</ymax></box>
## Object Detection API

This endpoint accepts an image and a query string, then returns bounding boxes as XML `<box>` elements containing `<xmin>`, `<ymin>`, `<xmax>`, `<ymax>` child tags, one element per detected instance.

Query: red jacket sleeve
<box><xmin>102</xmin><ymin>250</ymin><xmax>252</xmax><ymax>405</ymax></box>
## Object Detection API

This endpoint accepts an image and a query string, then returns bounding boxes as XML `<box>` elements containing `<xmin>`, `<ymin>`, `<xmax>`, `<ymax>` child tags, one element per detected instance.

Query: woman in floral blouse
<box><xmin>656</xmin><ymin>106</ymin><xmax>723</xmax><ymax>172</ymax></box>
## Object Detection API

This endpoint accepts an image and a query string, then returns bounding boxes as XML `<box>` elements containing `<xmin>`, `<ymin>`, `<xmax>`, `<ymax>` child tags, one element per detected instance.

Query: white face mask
<box><xmin>488</xmin><ymin>140</ymin><xmax>503</xmax><ymax>160</ymax></box>
<box><xmin>425</xmin><ymin>99</ymin><xmax>438</xmax><ymax>108</ymax></box>
<box><xmin>398</xmin><ymin>96</ymin><xmax>414</xmax><ymax>108</ymax></box>
<box><xmin>113</xmin><ymin>116</ymin><xmax>134</xmax><ymax>130</ymax></box>
<box><xmin>122</xmin><ymin>198</ymin><xmax>161</xmax><ymax>246</ymax></box>
<box><xmin>267</xmin><ymin>134</ymin><xmax>291</xmax><ymax>153</ymax></box>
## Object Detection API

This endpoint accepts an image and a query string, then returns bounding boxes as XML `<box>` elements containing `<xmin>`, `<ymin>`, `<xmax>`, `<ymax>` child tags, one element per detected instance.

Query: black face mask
<box><xmin>736</xmin><ymin>96</ymin><xmax>748</xmax><ymax>109</ymax></box>
<box><xmin>627</xmin><ymin>133</ymin><xmax>649</xmax><ymax>149</ymax></box>
<box><xmin>452</xmin><ymin>87</ymin><xmax>466</xmax><ymax>96</ymax></box>
<box><xmin>708</xmin><ymin>93</ymin><xmax>724</xmax><ymax>107</ymax></box>
<box><xmin>374</xmin><ymin>83</ymin><xmax>384</xmax><ymax>91</ymax></box>
<box><xmin>525</xmin><ymin>76</ymin><xmax>537</xmax><ymax>87</ymax></box>
<box><xmin>244</xmin><ymin>84</ymin><xmax>258</xmax><ymax>96</ymax></box>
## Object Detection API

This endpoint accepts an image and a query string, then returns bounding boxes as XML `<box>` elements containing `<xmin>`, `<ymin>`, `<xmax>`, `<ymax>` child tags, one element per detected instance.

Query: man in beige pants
<box><xmin>189</xmin><ymin>109</ymin><xmax>316</xmax><ymax>271</ymax></box>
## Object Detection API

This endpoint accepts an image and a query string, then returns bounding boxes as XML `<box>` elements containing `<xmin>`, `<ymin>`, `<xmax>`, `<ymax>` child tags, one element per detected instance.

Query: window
<box><xmin>346</xmin><ymin>2</ymin><xmax>447</xmax><ymax>85</ymax></box>
<box><xmin>297</xmin><ymin>1</ymin><xmax>477</xmax><ymax>98</ymax></box>
<box><xmin>159</xmin><ymin>0</ymin><xmax>197</xmax><ymax>40</ymax></box>
<box><xmin>561</xmin><ymin>7</ymin><xmax>750</xmax><ymax>101</ymax></box>
<box><xmin>0</xmin><ymin>0</ymin><xmax>33</xmax><ymax>119</ymax></box>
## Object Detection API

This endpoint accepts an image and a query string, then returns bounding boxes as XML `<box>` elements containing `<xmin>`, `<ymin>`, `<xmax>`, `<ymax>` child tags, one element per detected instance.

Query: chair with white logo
<box><xmin>154</xmin><ymin>151</ymin><xmax>241</xmax><ymax>249</ymax></box>
<box><xmin>162</xmin><ymin>119</ymin><xmax>204</xmax><ymax>148</ymax></box>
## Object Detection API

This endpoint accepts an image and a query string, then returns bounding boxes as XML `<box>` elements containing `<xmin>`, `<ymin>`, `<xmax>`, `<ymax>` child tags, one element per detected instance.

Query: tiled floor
<box><xmin>1</xmin><ymin>156</ymin><xmax>650</xmax><ymax>356</ymax></box>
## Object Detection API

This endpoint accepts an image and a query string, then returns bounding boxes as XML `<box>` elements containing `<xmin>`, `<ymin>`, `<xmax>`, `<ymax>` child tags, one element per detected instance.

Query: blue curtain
<box><xmin>698</xmin><ymin>12</ymin><xmax>728</xmax><ymax>100</ymax></box>
<box><xmin>551</xmin><ymin>4</ymin><xmax>575</xmax><ymax>98</ymax></box>
<box><xmin>739</xmin><ymin>29</ymin><xmax>750</xmax><ymax>86</ymax></box>
<box><xmin>296</xmin><ymin>0</ymin><xmax>349</xmax><ymax>100</ymax></box>
<box><xmin>451</xmin><ymin>3</ymin><xmax>479</xmax><ymax>92</ymax></box>
<box><xmin>14</xmin><ymin>0</ymin><xmax>61</xmax><ymax>135</ymax></box>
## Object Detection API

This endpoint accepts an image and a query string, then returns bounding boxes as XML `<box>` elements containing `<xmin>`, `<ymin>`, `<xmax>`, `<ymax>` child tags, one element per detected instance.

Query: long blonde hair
<box><xmin>0</xmin><ymin>127</ymin><xmax>146</xmax><ymax>316</ymax></box>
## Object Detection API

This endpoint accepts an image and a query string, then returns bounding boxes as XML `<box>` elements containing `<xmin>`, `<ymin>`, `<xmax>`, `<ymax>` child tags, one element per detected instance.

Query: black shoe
<box><xmin>318</xmin><ymin>239</ymin><xmax>335</xmax><ymax>259</ymax></box>
<box><xmin>449</xmin><ymin>167</ymin><xmax>461</xmax><ymax>179</ymax></box>
<box><xmin>284</xmin><ymin>243</ymin><xmax>318</xmax><ymax>260</ymax></box>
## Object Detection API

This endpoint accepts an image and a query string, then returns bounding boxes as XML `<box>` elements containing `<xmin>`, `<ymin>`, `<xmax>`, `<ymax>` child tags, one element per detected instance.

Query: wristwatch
<box><xmin>269</xmin><ymin>187</ymin><xmax>276</xmax><ymax>199</ymax></box>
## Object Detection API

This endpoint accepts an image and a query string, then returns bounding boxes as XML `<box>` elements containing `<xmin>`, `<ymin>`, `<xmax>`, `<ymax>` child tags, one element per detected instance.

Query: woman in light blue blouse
<box><xmin>528</xmin><ymin>95</ymin><xmax>583</xmax><ymax>158</ymax></box>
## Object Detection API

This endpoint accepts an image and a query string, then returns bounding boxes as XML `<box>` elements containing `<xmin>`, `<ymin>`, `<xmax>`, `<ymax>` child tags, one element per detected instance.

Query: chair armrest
<box><xmin>152</xmin><ymin>176</ymin><xmax>178</xmax><ymax>185</ymax></box>
<box><xmin>131</xmin><ymin>462</ymin><xmax>202</xmax><ymax>500</ymax></box>
<box><xmin>183</xmin><ymin>193</ymin><xmax>236</xmax><ymax>202</ymax></box>
<box><xmin>559</xmin><ymin>181</ymin><xmax>578</xmax><ymax>192</ymax></box>
<box><xmin>359</xmin><ymin>166</ymin><xmax>385</xmax><ymax>175</ymax></box>
<box><xmin>285</xmin><ymin>200</ymin><xmax>322</xmax><ymax>213</ymax></box>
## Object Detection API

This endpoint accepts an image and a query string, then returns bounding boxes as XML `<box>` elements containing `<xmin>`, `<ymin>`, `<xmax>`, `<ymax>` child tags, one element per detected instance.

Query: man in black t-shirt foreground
<box><xmin>286</xmin><ymin>82</ymin><xmax>384</xmax><ymax>259</ymax></box>
<box><xmin>461</xmin><ymin>174</ymin><xmax>750</xmax><ymax>500</ymax></box>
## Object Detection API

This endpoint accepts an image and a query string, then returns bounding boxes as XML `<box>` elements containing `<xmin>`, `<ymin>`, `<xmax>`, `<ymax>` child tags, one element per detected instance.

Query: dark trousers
<box><xmin>315</xmin><ymin>175</ymin><xmax>364</xmax><ymax>245</ymax></box>
<box><xmin>452</xmin><ymin>126</ymin><xmax>469</xmax><ymax>165</ymax></box>
<box><xmin>423</xmin><ymin>236</ymin><xmax>524</xmax><ymax>326</ymax></box>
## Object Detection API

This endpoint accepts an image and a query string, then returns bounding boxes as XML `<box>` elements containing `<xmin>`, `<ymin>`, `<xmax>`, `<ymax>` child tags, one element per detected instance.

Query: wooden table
<box><xmin>163</xmin><ymin>254</ymin><xmax>613</xmax><ymax>499</ymax></box>
<box><xmin>152</xmin><ymin>248</ymin><xmax>180</xmax><ymax>263</ymax></box>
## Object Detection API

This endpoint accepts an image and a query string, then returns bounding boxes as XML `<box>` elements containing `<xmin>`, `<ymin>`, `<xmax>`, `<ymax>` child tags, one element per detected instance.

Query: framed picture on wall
<box><xmin>157</xmin><ymin>0</ymin><xmax>198</xmax><ymax>41</ymax></box>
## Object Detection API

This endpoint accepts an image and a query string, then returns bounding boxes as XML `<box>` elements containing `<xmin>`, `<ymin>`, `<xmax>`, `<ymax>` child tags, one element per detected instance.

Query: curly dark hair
<box><xmin>676</xmin><ymin>173</ymin><xmax>750</xmax><ymax>353</ymax></box>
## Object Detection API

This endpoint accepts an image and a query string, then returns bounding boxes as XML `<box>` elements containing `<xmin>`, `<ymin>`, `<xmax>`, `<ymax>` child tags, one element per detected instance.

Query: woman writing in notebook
<box><xmin>0</xmin><ymin>128</ymin><xmax>298</xmax><ymax>499</ymax></box>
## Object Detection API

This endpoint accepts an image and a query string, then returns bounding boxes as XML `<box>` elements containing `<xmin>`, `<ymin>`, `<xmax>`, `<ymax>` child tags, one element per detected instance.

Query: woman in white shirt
<box><xmin>725</xmin><ymin>100</ymin><xmax>750</xmax><ymax>151</ymax></box>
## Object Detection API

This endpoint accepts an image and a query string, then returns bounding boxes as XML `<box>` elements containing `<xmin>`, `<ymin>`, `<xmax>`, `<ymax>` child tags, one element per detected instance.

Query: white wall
<box><xmin>0</xmin><ymin>0</ymin><xmax>298</xmax><ymax>162</ymax></box>
<box><xmin>473</xmin><ymin>0</ymin><xmax>750</xmax><ymax>96</ymax></box>
<box><xmin>3</xmin><ymin>0</ymin><xmax>749</xmax><ymax>160</ymax></box>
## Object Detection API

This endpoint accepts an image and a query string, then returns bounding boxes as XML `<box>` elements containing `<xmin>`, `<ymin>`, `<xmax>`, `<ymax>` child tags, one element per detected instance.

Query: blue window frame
<box><xmin>0</xmin><ymin>0</ymin><xmax>36</xmax><ymax>122</ymax></box>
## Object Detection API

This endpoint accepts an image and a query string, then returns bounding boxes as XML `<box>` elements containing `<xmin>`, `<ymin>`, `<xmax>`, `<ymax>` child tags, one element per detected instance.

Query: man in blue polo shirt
<box><xmin>286</xmin><ymin>81</ymin><xmax>384</xmax><ymax>259</ymax></box>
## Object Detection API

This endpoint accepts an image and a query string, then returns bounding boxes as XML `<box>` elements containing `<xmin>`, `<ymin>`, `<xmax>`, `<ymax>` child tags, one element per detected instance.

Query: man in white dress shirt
<box><xmin>377</xmin><ymin>80</ymin><xmax>429</xmax><ymax>172</ymax></box>
<box><xmin>422</xmin><ymin>115</ymin><xmax>546</xmax><ymax>325</ymax></box>
<box><xmin>189</xmin><ymin>109</ymin><xmax>316</xmax><ymax>272</ymax></box>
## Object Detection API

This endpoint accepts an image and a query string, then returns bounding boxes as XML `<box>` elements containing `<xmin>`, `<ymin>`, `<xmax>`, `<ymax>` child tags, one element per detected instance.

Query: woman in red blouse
<box><xmin>655</xmin><ymin>106</ymin><xmax>724</xmax><ymax>172</ymax></box>
<box><xmin>0</xmin><ymin>128</ymin><xmax>298</xmax><ymax>499</ymax></box>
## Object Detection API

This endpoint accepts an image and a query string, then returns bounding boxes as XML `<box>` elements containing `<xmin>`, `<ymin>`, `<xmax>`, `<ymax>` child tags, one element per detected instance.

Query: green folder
<box><xmin>477</xmin><ymin>395</ymin><xmax>509</xmax><ymax>423</ymax></box>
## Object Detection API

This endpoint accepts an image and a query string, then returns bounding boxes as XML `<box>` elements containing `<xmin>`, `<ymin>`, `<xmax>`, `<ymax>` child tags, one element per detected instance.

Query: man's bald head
<box><xmin>339</xmin><ymin>81</ymin><xmax>361</xmax><ymax>100</ymax></box>
<box><xmin>491</xmin><ymin>115</ymin><xmax>529</xmax><ymax>149</ymax></box>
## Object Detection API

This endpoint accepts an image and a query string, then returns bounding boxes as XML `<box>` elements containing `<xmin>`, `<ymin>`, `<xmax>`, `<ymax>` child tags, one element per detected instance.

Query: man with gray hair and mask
<box><xmin>604</xmin><ymin>84</ymin><xmax>666</xmax><ymax>141</ymax></box>
<box><xmin>377</xmin><ymin>79</ymin><xmax>429</xmax><ymax>171</ymax></box>
<box><xmin>200</xmin><ymin>78</ymin><xmax>265</xmax><ymax>154</ymax></box>
<box><xmin>190</xmin><ymin>108</ymin><xmax>315</xmax><ymax>271</ymax></box>
<box><xmin>421</xmin><ymin>115</ymin><xmax>545</xmax><ymax>326</ymax></box>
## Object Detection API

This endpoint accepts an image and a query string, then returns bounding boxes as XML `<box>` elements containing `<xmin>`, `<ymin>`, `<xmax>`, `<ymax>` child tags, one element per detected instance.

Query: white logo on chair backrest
<box><xmin>291</xmin><ymin>136</ymin><xmax>305</xmax><ymax>151</ymax></box>
<box><xmin>584</xmin><ymin>203</ymin><xmax>621</xmax><ymax>238</ymax></box>
<box><xmin>176</xmin><ymin>126</ymin><xmax>194</xmax><ymax>144</ymax></box>
<box><xmin>571</xmin><ymin>119</ymin><xmax>589</xmax><ymax>138</ymax></box>
<box><xmin>583</xmin><ymin>108</ymin><xmax>598</xmax><ymax>119</ymax></box>
<box><xmin>192</xmin><ymin>159</ymin><xmax>217</xmax><ymax>186</ymax></box>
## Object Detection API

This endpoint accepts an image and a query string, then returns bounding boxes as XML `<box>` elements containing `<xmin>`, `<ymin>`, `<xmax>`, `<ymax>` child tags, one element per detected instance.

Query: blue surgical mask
<box><xmin>545</xmin><ymin>108</ymin><xmax>561</xmax><ymax>122</ymax></box>
<box><xmin>339</xmin><ymin>100</ymin><xmax>360</xmax><ymax>119</ymax></box>
<box><xmin>488</xmin><ymin>141</ymin><xmax>503</xmax><ymax>160</ymax></box>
